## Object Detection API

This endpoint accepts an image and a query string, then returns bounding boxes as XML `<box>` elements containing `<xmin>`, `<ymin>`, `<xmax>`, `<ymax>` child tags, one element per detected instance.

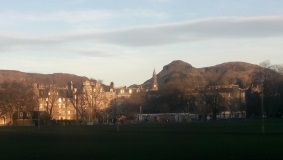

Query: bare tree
<box><xmin>250</xmin><ymin>60</ymin><xmax>283</xmax><ymax>117</ymax></box>
<box><xmin>121</xmin><ymin>90</ymin><xmax>147</xmax><ymax>115</ymax></box>
<box><xmin>271</xmin><ymin>65</ymin><xmax>283</xmax><ymax>75</ymax></box>
<box><xmin>0</xmin><ymin>81</ymin><xmax>36</xmax><ymax>124</ymax></box>
<box><xmin>190</xmin><ymin>88</ymin><xmax>209</xmax><ymax>121</ymax></box>
<box><xmin>66</xmin><ymin>85</ymin><xmax>81</xmax><ymax>122</ymax></box>
<box><xmin>81</xmin><ymin>80</ymin><xmax>107</xmax><ymax>123</ymax></box>
<box><xmin>45</xmin><ymin>85</ymin><xmax>59</xmax><ymax>119</ymax></box>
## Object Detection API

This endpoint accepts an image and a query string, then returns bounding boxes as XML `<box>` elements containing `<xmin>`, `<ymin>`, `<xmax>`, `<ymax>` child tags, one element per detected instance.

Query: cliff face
<box><xmin>143</xmin><ymin>60</ymin><xmax>283</xmax><ymax>89</ymax></box>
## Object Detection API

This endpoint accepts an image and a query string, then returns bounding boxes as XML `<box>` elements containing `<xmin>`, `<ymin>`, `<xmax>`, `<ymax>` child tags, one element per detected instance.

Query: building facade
<box><xmin>34</xmin><ymin>79</ymin><xmax>145</xmax><ymax>121</ymax></box>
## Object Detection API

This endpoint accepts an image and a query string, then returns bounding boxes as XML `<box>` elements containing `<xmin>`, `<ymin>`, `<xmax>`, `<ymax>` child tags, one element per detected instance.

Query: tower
<box><xmin>151</xmin><ymin>69</ymin><xmax>158</xmax><ymax>91</ymax></box>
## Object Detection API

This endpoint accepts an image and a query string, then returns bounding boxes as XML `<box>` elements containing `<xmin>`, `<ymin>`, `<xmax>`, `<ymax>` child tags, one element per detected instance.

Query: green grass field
<box><xmin>0</xmin><ymin>120</ymin><xmax>283</xmax><ymax>160</ymax></box>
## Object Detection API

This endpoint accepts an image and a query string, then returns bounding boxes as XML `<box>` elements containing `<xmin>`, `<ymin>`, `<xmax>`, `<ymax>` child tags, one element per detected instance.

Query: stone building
<box><xmin>35</xmin><ymin>83</ymin><xmax>77</xmax><ymax>120</ymax></box>
<box><xmin>34</xmin><ymin>80</ymin><xmax>145</xmax><ymax>121</ymax></box>
<box><xmin>186</xmin><ymin>85</ymin><xmax>246</xmax><ymax>119</ymax></box>
<box><xmin>32</xmin><ymin>69</ymin><xmax>158</xmax><ymax>121</ymax></box>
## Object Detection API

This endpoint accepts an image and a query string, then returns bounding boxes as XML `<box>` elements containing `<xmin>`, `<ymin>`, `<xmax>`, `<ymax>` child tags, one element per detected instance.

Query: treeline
<box><xmin>118</xmin><ymin>83</ymin><xmax>283</xmax><ymax>119</ymax></box>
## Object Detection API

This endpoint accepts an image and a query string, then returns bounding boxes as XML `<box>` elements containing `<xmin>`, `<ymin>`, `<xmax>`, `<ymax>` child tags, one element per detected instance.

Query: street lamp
<box><xmin>140</xmin><ymin>106</ymin><xmax>142</xmax><ymax>122</ymax></box>
<box><xmin>73</xmin><ymin>89</ymin><xmax>78</xmax><ymax>123</ymax></box>
<box><xmin>260</xmin><ymin>77</ymin><xmax>265</xmax><ymax>134</ymax></box>
<box><xmin>228</xmin><ymin>93</ymin><xmax>231</xmax><ymax>120</ymax></box>
<box><xmin>140</xmin><ymin>106</ymin><xmax>142</xmax><ymax>114</ymax></box>
<box><xmin>202</xmin><ymin>101</ymin><xmax>206</xmax><ymax>122</ymax></box>
<box><xmin>115</xmin><ymin>90</ymin><xmax>119</xmax><ymax>132</ymax></box>
<box><xmin>90</xmin><ymin>83</ymin><xmax>95</xmax><ymax>124</ymax></box>
<box><xmin>187</xmin><ymin>102</ymin><xmax>190</xmax><ymax>114</ymax></box>
<box><xmin>38</xmin><ymin>103</ymin><xmax>40</xmax><ymax>129</ymax></box>
<box><xmin>38</xmin><ymin>91</ymin><xmax>43</xmax><ymax>129</ymax></box>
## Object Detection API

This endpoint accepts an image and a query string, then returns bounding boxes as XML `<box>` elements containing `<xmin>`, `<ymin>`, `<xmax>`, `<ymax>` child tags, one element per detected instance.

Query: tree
<box><xmin>251</xmin><ymin>60</ymin><xmax>283</xmax><ymax>117</ymax></box>
<box><xmin>0</xmin><ymin>81</ymin><xmax>36</xmax><ymax>124</ymax></box>
<box><xmin>66</xmin><ymin>84</ymin><xmax>81</xmax><ymax>122</ymax></box>
<box><xmin>45</xmin><ymin>84</ymin><xmax>59</xmax><ymax>119</ymax></box>
<box><xmin>65</xmin><ymin>80</ymin><xmax>106</xmax><ymax>123</ymax></box>
<box><xmin>188</xmin><ymin>88</ymin><xmax>209</xmax><ymax>121</ymax></box>
<box><xmin>270</xmin><ymin>65</ymin><xmax>283</xmax><ymax>75</ymax></box>
<box><xmin>120</xmin><ymin>90</ymin><xmax>147</xmax><ymax>115</ymax></box>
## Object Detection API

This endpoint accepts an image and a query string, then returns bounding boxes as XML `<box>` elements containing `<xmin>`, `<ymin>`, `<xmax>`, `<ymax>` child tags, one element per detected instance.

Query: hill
<box><xmin>143</xmin><ymin>60</ymin><xmax>283</xmax><ymax>89</ymax></box>
<box><xmin>1</xmin><ymin>60</ymin><xmax>282</xmax><ymax>90</ymax></box>
<box><xmin>0</xmin><ymin>70</ymin><xmax>90</xmax><ymax>87</ymax></box>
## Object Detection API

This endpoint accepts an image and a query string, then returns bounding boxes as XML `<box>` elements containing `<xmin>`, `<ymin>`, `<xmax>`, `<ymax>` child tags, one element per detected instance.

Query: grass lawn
<box><xmin>0</xmin><ymin>120</ymin><xmax>283</xmax><ymax>160</ymax></box>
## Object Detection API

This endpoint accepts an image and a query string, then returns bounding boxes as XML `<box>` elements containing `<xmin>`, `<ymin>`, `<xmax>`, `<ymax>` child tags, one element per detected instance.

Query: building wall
<box><xmin>38</xmin><ymin>97</ymin><xmax>76</xmax><ymax>120</ymax></box>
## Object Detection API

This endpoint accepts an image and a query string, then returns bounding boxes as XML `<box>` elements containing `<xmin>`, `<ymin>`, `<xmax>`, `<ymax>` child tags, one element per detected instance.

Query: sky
<box><xmin>0</xmin><ymin>0</ymin><xmax>283</xmax><ymax>86</ymax></box>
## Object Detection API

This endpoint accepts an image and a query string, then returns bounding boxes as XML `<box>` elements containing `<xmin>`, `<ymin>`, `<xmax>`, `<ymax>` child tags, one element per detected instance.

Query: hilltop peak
<box><xmin>162</xmin><ymin>60</ymin><xmax>193</xmax><ymax>72</ymax></box>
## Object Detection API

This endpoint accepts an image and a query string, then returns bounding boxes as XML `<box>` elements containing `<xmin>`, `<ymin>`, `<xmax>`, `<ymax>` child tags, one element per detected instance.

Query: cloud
<box><xmin>1</xmin><ymin>16</ymin><xmax>283</xmax><ymax>52</ymax></box>
<box><xmin>82</xmin><ymin>16</ymin><xmax>283</xmax><ymax>46</ymax></box>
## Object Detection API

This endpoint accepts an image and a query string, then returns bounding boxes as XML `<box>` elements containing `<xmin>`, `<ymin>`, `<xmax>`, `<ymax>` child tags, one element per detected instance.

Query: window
<box><xmin>68</xmin><ymin>111</ymin><xmax>71</xmax><ymax>115</ymax></box>
<box><xmin>129</xmin><ymin>89</ymin><xmax>132</xmax><ymax>94</ymax></box>
<box><xmin>19</xmin><ymin>112</ymin><xmax>23</xmax><ymax>118</ymax></box>
<box><xmin>27</xmin><ymin>112</ymin><xmax>31</xmax><ymax>117</ymax></box>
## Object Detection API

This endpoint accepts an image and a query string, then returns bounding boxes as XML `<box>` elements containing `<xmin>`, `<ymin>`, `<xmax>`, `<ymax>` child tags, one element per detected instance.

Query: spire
<box><xmin>151</xmin><ymin>68</ymin><xmax>158</xmax><ymax>91</ymax></box>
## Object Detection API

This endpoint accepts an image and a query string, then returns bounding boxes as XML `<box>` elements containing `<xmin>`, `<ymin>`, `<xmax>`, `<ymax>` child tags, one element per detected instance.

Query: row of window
<box><xmin>39</xmin><ymin>98</ymin><xmax>67</xmax><ymax>102</ymax></box>
<box><xmin>56</xmin><ymin>111</ymin><xmax>71</xmax><ymax>115</ymax></box>
<box><xmin>40</xmin><ymin>104</ymin><xmax>71</xmax><ymax>108</ymax></box>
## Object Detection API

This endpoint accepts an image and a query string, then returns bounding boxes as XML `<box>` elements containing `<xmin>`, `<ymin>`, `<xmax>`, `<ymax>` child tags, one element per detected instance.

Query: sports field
<box><xmin>0</xmin><ymin>120</ymin><xmax>282</xmax><ymax>160</ymax></box>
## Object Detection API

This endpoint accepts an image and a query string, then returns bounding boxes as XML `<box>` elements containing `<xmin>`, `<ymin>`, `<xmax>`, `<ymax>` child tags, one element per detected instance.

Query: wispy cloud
<box><xmin>1</xmin><ymin>16</ymin><xmax>283</xmax><ymax>54</ymax></box>
<box><xmin>79</xmin><ymin>16</ymin><xmax>283</xmax><ymax>46</ymax></box>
